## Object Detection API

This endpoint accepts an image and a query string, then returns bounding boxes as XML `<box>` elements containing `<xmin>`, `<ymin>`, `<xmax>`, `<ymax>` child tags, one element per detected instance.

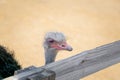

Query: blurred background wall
<box><xmin>0</xmin><ymin>0</ymin><xmax>120</xmax><ymax>80</ymax></box>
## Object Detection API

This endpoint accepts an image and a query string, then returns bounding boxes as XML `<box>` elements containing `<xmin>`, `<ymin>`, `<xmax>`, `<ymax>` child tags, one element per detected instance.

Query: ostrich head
<box><xmin>44</xmin><ymin>32</ymin><xmax>73</xmax><ymax>64</ymax></box>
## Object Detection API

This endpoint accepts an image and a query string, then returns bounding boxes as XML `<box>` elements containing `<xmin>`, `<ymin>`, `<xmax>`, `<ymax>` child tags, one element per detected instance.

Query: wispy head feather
<box><xmin>44</xmin><ymin>32</ymin><xmax>66</xmax><ymax>42</ymax></box>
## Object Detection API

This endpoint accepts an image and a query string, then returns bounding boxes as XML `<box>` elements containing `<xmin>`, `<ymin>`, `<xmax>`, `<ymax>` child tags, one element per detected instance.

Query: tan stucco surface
<box><xmin>0</xmin><ymin>0</ymin><xmax>120</xmax><ymax>80</ymax></box>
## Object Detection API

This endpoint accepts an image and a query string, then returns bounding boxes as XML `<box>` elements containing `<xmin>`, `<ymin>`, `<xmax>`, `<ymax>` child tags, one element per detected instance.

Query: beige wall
<box><xmin>0</xmin><ymin>0</ymin><xmax>120</xmax><ymax>80</ymax></box>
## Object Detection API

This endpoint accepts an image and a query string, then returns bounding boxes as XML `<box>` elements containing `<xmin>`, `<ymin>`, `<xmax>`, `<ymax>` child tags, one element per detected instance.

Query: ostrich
<box><xmin>43</xmin><ymin>32</ymin><xmax>73</xmax><ymax>64</ymax></box>
<box><xmin>0</xmin><ymin>32</ymin><xmax>72</xmax><ymax>79</ymax></box>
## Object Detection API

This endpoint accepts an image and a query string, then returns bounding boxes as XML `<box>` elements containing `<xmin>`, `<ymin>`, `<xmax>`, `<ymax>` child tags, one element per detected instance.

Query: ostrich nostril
<box><xmin>61</xmin><ymin>44</ymin><xmax>66</xmax><ymax>47</ymax></box>
<box><xmin>61</xmin><ymin>44</ymin><xmax>65</xmax><ymax>47</ymax></box>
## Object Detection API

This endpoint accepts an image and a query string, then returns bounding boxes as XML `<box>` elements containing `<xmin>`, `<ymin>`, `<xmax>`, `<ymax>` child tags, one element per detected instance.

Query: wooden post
<box><xmin>26</xmin><ymin>68</ymin><xmax>55</xmax><ymax>80</ymax></box>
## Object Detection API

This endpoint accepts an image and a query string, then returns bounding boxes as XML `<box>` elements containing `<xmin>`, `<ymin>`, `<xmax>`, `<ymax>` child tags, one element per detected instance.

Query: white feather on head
<box><xmin>44</xmin><ymin>32</ymin><xmax>66</xmax><ymax>42</ymax></box>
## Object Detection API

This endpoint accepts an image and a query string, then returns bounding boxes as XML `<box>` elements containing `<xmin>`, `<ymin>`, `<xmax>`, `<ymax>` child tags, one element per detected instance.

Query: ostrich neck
<box><xmin>44</xmin><ymin>48</ymin><xmax>58</xmax><ymax>65</ymax></box>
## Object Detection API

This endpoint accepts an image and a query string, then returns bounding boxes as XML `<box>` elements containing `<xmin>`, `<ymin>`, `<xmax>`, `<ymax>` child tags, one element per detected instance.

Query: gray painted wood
<box><xmin>4</xmin><ymin>40</ymin><xmax>120</xmax><ymax>80</ymax></box>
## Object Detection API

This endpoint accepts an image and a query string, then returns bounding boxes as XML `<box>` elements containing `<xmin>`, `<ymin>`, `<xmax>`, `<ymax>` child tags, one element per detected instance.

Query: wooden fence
<box><xmin>4</xmin><ymin>40</ymin><xmax>120</xmax><ymax>80</ymax></box>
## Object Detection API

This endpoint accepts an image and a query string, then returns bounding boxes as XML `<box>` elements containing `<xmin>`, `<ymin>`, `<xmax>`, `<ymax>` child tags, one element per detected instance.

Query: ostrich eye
<box><xmin>48</xmin><ymin>39</ymin><xmax>55</xmax><ymax>43</ymax></box>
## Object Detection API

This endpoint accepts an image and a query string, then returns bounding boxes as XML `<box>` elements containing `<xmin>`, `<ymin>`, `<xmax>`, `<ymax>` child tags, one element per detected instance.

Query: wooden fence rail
<box><xmin>4</xmin><ymin>40</ymin><xmax>120</xmax><ymax>80</ymax></box>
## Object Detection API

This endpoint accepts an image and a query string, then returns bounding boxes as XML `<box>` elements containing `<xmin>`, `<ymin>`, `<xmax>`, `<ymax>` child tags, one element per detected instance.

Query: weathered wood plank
<box><xmin>45</xmin><ymin>40</ymin><xmax>120</xmax><ymax>80</ymax></box>
<box><xmin>4</xmin><ymin>40</ymin><xmax>120</xmax><ymax>80</ymax></box>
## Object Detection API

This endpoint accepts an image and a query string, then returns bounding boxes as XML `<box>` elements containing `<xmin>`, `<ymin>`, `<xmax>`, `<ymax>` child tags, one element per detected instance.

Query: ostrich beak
<box><xmin>58</xmin><ymin>42</ymin><xmax>73</xmax><ymax>51</ymax></box>
<box><xmin>50</xmin><ymin>41</ymin><xmax>73</xmax><ymax>51</ymax></box>
<box><xmin>65</xmin><ymin>44</ymin><xmax>73</xmax><ymax>51</ymax></box>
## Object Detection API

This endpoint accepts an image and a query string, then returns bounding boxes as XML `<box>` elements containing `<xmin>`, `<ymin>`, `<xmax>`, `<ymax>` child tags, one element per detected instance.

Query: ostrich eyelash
<box><xmin>48</xmin><ymin>39</ymin><xmax>55</xmax><ymax>43</ymax></box>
